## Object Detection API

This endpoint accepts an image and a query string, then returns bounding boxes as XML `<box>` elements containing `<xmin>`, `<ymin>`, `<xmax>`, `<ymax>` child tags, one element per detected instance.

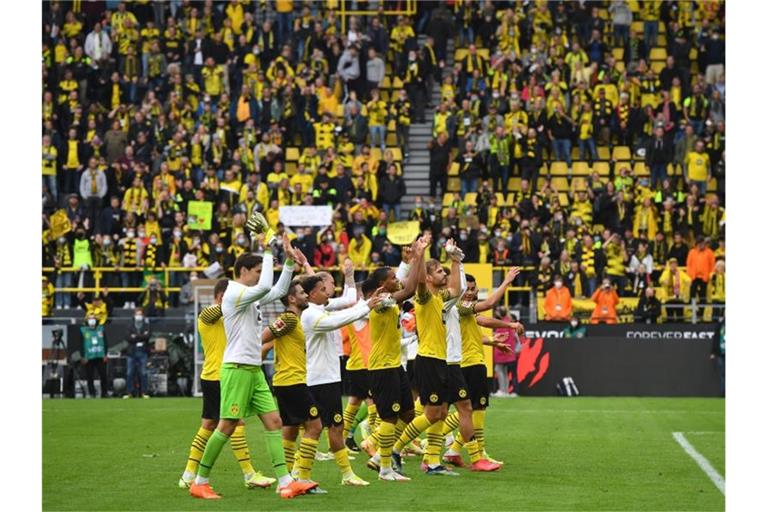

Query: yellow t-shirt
<box><xmin>685</xmin><ymin>151</ymin><xmax>710</xmax><ymax>181</ymax></box>
<box><xmin>368</xmin><ymin>304</ymin><xmax>402</xmax><ymax>370</ymax></box>
<box><xmin>366</xmin><ymin>100</ymin><xmax>388</xmax><ymax>126</ymax></box>
<box><xmin>199</xmin><ymin>305</ymin><xmax>226</xmax><ymax>381</ymax></box>
<box><xmin>458</xmin><ymin>301</ymin><xmax>485</xmax><ymax>368</ymax></box>
<box><xmin>415</xmin><ymin>289</ymin><xmax>449</xmax><ymax>361</ymax></box>
<box><xmin>289</xmin><ymin>173</ymin><xmax>313</xmax><ymax>195</ymax></box>
<box><xmin>270</xmin><ymin>312</ymin><xmax>307</xmax><ymax>386</ymax></box>
<box><xmin>202</xmin><ymin>66</ymin><xmax>224</xmax><ymax>96</ymax></box>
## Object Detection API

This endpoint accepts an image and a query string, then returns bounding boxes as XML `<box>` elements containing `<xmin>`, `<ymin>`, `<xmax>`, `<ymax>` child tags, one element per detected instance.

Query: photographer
<box><xmin>124</xmin><ymin>307</ymin><xmax>151</xmax><ymax>399</ymax></box>
<box><xmin>590</xmin><ymin>278</ymin><xmax>619</xmax><ymax>324</ymax></box>
<box><xmin>137</xmin><ymin>277</ymin><xmax>168</xmax><ymax>318</ymax></box>
<box><xmin>80</xmin><ymin>314</ymin><xmax>108</xmax><ymax>398</ymax></box>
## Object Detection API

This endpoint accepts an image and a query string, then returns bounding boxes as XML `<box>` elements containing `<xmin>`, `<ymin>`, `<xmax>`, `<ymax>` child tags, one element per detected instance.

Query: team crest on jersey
<box><xmin>429</xmin><ymin>393</ymin><xmax>439</xmax><ymax>404</ymax></box>
<box><xmin>333</xmin><ymin>413</ymin><xmax>343</xmax><ymax>424</ymax></box>
<box><xmin>458</xmin><ymin>389</ymin><xmax>468</xmax><ymax>399</ymax></box>
<box><xmin>273</xmin><ymin>317</ymin><xmax>286</xmax><ymax>331</ymax></box>
<box><xmin>309</xmin><ymin>406</ymin><xmax>318</xmax><ymax>417</ymax></box>
<box><xmin>480</xmin><ymin>397</ymin><xmax>487</xmax><ymax>406</ymax></box>
<box><xmin>392</xmin><ymin>402</ymin><xmax>401</xmax><ymax>412</ymax></box>
<box><xmin>230</xmin><ymin>404</ymin><xmax>240</xmax><ymax>416</ymax></box>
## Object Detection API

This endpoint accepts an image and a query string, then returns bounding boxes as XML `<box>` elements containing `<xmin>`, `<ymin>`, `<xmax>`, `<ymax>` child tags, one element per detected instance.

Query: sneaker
<box><xmin>470</xmin><ymin>459</ymin><xmax>501</xmax><ymax>472</ymax></box>
<box><xmin>341</xmin><ymin>473</ymin><xmax>370</xmax><ymax>486</ymax></box>
<box><xmin>510</xmin><ymin>392</ymin><xmax>519</xmax><ymax>398</ymax></box>
<box><xmin>306</xmin><ymin>485</ymin><xmax>328</xmax><ymax>495</ymax></box>
<box><xmin>442</xmin><ymin>453</ymin><xmax>466</xmax><ymax>468</ymax></box>
<box><xmin>483</xmin><ymin>451</ymin><xmax>504</xmax><ymax>465</ymax></box>
<box><xmin>345</xmin><ymin>437</ymin><xmax>361</xmax><ymax>453</ymax></box>
<box><xmin>391</xmin><ymin>451</ymin><xmax>403</xmax><ymax>473</ymax></box>
<box><xmin>178</xmin><ymin>477</ymin><xmax>193</xmax><ymax>489</ymax></box>
<box><xmin>359</xmin><ymin>439</ymin><xmax>377</xmax><ymax>457</ymax></box>
<box><xmin>141</xmin><ymin>394</ymin><xmax>150</xmax><ymax>399</ymax></box>
<box><xmin>379</xmin><ymin>470</ymin><xmax>411</xmax><ymax>481</ymax></box>
<box><xmin>314</xmin><ymin>451</ymin><xmax>334</xmax><ymax>461</ymax></box>
<box><xmin>425</xmin><ymin>464</ymin><xmax>460</xmax><ymax>476</ymax></box>
<box><xmin>189</xmin><ymin>483</ymin><xmax>221</xmax><ymax>499</ymax></box>
<box><xmin>245</xmin><ymin>472</ymin><xmax>276</xmax><ymax>489</ymax></box>
<box><xmin>366</xmin><ymin>457</ymin><xmax>380</xmax><ymax>472</ymax></box>
<box><xmin>122</xmin><ymin>395</ymin><xmax>131</xmax><ymax>399</ymax></box>
<box><xmin>402</xmin><ymin>440</ymin><xmax>423</xmax><ymax>456</ymax></box>
<box><xmin>277</xmin><ymin>480</ymin><xmax>317</xmax><ymax>499</ymax></box>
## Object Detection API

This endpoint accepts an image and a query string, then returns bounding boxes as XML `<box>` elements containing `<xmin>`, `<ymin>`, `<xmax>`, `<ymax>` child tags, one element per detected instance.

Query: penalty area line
<box><xmin>672</xmin><ymin>431</ymin><xmax>725</xmax><ymax>495</ymax></box>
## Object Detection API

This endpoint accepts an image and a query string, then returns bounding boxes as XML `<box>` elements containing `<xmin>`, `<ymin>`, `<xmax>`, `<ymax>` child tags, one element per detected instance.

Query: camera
<box><xmin>52</xmin><ymin>329</ymin><xmax>64</xmax><ymax>345</ymax></box>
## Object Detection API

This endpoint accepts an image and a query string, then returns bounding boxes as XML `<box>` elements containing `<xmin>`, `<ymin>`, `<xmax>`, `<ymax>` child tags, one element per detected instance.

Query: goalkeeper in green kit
<box><xmin>190</xmin><ymin>212</ymin><xmax>318</xmax><ymax>500</ymax></box>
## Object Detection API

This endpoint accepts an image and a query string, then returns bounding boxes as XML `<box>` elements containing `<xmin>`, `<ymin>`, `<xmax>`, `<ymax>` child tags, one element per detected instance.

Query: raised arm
<box><xmin>306</xmin><ymin>301</ymin><xmax>371</xmax><ymax>333</ymax></box>
<box><xmin>259</xmin><ymin>237</ymin><xmax>297</xmax><ymax>305</ymax></box>
<box><xmin>327</xmin><ymin>258</ymin><xmax>357</xmax><ymax>310</ymax></box>
<box><xmin>477</xmin><ymin>315</ymin><xmax>524</xmax><ymax>334</ymax></box>
<box><xmin>393</xmin><ymin>237</ymin><xmax>427</xmax><ymax>303</ymax></box>
<box><xmin>445</xmin><ymin>239</ymin><xmax>464</xmax><ymax>300</ymax></box>
<box><xmin>475</xmin><ymin>267</ymin><xmax>520</xmax><ymax>313</ymax></box>
<box><xmin>232</xmin><ymin>250</ymin><xmax>275</xmax><ymax>309</ymax></box>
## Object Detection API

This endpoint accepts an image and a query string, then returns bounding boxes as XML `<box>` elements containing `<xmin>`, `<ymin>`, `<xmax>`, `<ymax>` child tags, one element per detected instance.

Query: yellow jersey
<box><xmin>415</xmin><ymin>289</ymin><xmax>450</xmax><ymax>361</ymax></box>
<box><xmin>199</xmin><ymin>305</ymin><xmax>226</xmax><ymax>381</ymax></box>
<box><xmin>346</xmin><ymin>319</ymin><xmax>372</xmax><ymax>371</ymax></box>
<box><xmin>685</xmin><ymin>151</ymin><xmax>710</xmax><ymax>181</ymax></box>
<box><xmin>458</xmin><ymin>301</ymin><xmax>485</xmax><ymax>367</ymax></box>
<box><xmin>269</xmin><ymin>312</ymin><xmax>307</xmax><ymax>387</ymax></box>
<box><xmin>368</xmin><ymin>304</ymin><xmax>401</xmax><ymax>370</ymax></box>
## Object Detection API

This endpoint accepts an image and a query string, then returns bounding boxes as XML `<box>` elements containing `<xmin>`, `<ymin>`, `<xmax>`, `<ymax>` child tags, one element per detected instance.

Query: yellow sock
<box><xmin>367</xmin><ymin>426</ymin><xmax>381</xmax><ymax>449</ymax></box>
<box><xmin>184</xmin><ymin>427</ymin><xmax>213</xmax><ymax>475</ymax></box>
<box><xmin>333</xmin><ymin>448</ymin><xmax>354</xmax><ymax>478</ymax></box>
<box><xmin>323</xmin><ymin>429</ymin><xmax>331</xmax><ymax>451</ymax></box>
<box><xmin>425</xmin><ymin>420</ymin><xmax>445</xmax><ymax>466</ymax></box>
<box><xmin>343</xmin><ymin>402</ymin><xmax>360</xmax><ymax>440</ymax></box>
<box><xmin>282</xmin><ymin>438</ymin><xmax>296</xmax><ymax>472</ymax></box>
<box><xmin>465</xmin><ymin>438</ymin><xmax>483</xmax><ymax>463</ymax></box>
<box><xmin>368</xmin><ymin>403</ymin><xmax>379</xmax><ymax>431</ymax></box>
<box><xmin>394</xmin><ymin>418</ymin><xmax>407</xmax><ymax>442</ymax></box>
<box><xmin>394</xmin><ymin>414</ymin><xmax>432</xmax><ymax>453</ymax></box>
<box><xmin>441</xmin><ymin>411</ymin><xmax>460</xmax><ymax>435</ymax></box>
<box><xmin>414</xmin><ymin>398</ymin><xmax>424</xmax><ymax>417</ymax></box>
<box><xmin>230</xmin><ymin>425</ymin><xmax>256</xmax><ymax>476</ymax></box>
<box><xmin>296</xmin><ymin>436</ymin><xmax>319</xmax><ymax>481</ymax></box>
<box><xmin>450</xmin><ymin>432</ymin><xmax>466</xmax><ymax>453</ymax></box>
<box><xmin>472</xmin><ymin>409</ymin><xmax>486</xmax><ymax>453</ymax></box>
<box><xmin>378</xmin><ymin>421</ymin><xmax>397</xmax><ymax>470</ymax></box>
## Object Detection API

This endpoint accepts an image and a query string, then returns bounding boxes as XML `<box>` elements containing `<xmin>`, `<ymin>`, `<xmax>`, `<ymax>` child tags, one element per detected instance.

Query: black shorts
<box><xmin>414</xmin><ymin>355</ymin><xmax>448</xmax><ymax>406</ymax></box>
<box><xmin>273</xmin><ymin>384</ymin><xmax>320</xmax><ymax>427</ymax></box>
<box><xmin>369</xmin><ymin>366</ymin><xmax>415</xmax><ymax>419</ymax></box>
<box><xmin>445</xmin><ymin>364</ymin><xmax>470</xmax><ymax>404</ymax></box>
<box><xmin>346</xmin><ymin>369</ymin><xmax>370</xmax><ymax>399</ymax></box>
<box><xmin>201</xmin><ymin>379</ymin><xmax>220</xmax><ymax>420</ymax></box>
<box><xmin>308</xmin><ymin>382</ymin><xmax>344</xmax><ymax>428</ymax></box>
<box><xmin>405</xmin><ymin>359</ymin><xmax>419</xmax><ymax>391</ymax></box>
<box><xmin>462</xmin><ymin>364</ymin><xmax>490</xmax><ymax>409</ymax></box>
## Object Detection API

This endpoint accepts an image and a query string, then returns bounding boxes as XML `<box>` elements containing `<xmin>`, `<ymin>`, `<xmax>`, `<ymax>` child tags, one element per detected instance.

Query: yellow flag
<box><xmin>386</xmin><ymin>221</ymin><xmax>420</xmax><ymax>245</ymax></box>
<box><xmin>49</xmin><ymin>209</ymin><xmax>72</xmax><ymax>239</ymax></box>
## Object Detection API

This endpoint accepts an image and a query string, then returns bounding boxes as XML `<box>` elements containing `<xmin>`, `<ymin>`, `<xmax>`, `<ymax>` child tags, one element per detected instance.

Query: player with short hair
<box><xmin>189</xmin><ymin>214</ymin><xmax>317</xmax><ymax>500</ymax></box>
<box><xmin>178</xmin><ymin>279</ymin><xmax>276</xmax><ymax>490</ymax></box>
<box><xmin>300</xmin><ymin>273</ymin><xmax>386</xmax><ymax>487</ymax></box>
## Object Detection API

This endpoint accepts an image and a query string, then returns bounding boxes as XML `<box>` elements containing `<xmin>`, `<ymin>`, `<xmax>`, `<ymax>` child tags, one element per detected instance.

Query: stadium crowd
<box><xmin>41</xmin><ymin>0</ymin><xmax>725</xmax><ymax>323</ymax></box>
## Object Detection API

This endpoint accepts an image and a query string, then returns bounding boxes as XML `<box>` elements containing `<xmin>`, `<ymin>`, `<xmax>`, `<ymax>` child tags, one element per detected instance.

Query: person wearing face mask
<box><xmin>120</xmin><ymin>226</ymin><xmax>141</xmax><ymax>308</ymax></box>
<box><xmin>124</xmin><ymin>307</ymin><xmax>152</xmax><ymax>399</ymax></box>
<box><xmin>562</xmin><ymin>318</ymin><xmax>587</xmax><ymax>338</ymax></box>
<box><xmin>138</xmin><ymin>278</ymin><xmax>168</xmax><ymax>318</ymax></box>
<box><xmin>590</xmin><ymin>278</ymin><xmax>619</xmax><ymax>324</ymax></box>
<box><xmin>80</xmin><ymin>314</ymin><xmax>109</xmax><ymax>398</ymax></box>
<box><xmin>544</xmin><ymin>276</ymin><xmax>573</xmax><ymax>322</ymax></box>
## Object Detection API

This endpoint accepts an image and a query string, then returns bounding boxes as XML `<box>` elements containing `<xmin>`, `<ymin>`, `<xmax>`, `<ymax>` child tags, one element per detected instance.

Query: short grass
<box><xmin>42</xmin><ymin>397</ymin><xmax>724</xmax><ymax>511</ymax></box>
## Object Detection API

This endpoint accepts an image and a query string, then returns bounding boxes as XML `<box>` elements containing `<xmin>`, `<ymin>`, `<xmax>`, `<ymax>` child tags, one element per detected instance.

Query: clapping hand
<box><xmin>504</xmin><ymin>267</ymin><xmax>521</xmax><ymax>283</ymax></box>
<box><xmin>293</xmin><ymin>247</ymin><xmax>308</xmax><ymax>267</ymax></box>
<box><xmin>343</xmin><ymin>258</ymin><xmax>354</xmax><ymax>277</ymax></box>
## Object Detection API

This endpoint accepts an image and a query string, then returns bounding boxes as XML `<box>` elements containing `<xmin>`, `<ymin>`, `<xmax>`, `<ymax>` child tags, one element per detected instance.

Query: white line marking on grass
<box><xmin>491</xmin><ymin>409</ymin><xmax>721</xmax><ymax>415</ymax></box>
<box><xmin>672</xmin><ymin>432</ymin><xmax>725</xmax><ymax>495</ymax></box>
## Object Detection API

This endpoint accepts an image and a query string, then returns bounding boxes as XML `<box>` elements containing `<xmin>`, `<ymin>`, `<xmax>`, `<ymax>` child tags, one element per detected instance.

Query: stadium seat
<box><xmin>612</xmin><ymin>146</ymin><xmax>632</xmax><ymax>161</ymax></box>
<box><xmin>550</xmin><ymin>161</ymin><xmax>568</xmax><ymax>175</ymax></box>
<box><xmin>464</xmin><ymin>193</ymin><xmax>477</xmax><ymax>206</ymax></box>
<box><xmin>286</xmin><ymin>147</ymin><xmax>299</xmax><ymax>161</ymax></box>
<box><xmin>628</xmin><ymin>0</ymin><xmax>640</xmax><ymax>12</ymax></box>
<box><xmin>448</xmin><ymin>162</ymin><xmax>460</xmax><ymax>176</ymax></box>
<box><xmin>551</xmin><ymin>177</ymin><xmax>570</xmax><ymax>191</ymax></box>
<box><xmin>631</xmin><ymin>21</ymin><xmax>644</xmax><ymax>33</ymax></box>
<box><xmin>572</xmin><ymin>177</ymin><xmax>587</xmax><ymax>191</ymax></box>
<box><xmin>614</xmin><ymin>161</ymin><xmax>632</xmax><ymax>175</ymax></box>
<box><xmin>633</xmin><ymin>162</ymin><xmax>649</xmax><ymax>177</ymax></box>
<box><xmin>649</xmin><ymin>47</ymin><xmax>667</xmax><ymax>61</ymax></box>
<box><xmin>447</xmin><ymin>178</ymin><xmax>460</xmax><ymax>192</ymax></box>
<box><xmin>558</xmin><ymin>193</ymin><xmax>570</xmax><ymax>206</ymax></box>
<box><xmin>380</xmin><ymin>76</ymin><xmax>391</xmax><ymax>89</ymax></box>
<box><xmin>612</xmin><ymin>48</ymin><xmax>624</xmax><ymax>61</ymax></box>
<box><xmin>495</xmin><ymin>193</ymin><xmax>506</xmax><ymax>206</ymax></box>
<box><xmin>507</xmin><ymin>177</ymin><xmax>521</xmax><ymax>192</ymax></box>
<box><xmin>285</xmin><ymin>161</ymin><xmax>297</xmax><ymax>176</ymax></box>
<box><xmin>594</xmin><ymin>161</ymin><xmax>611</xmax><ymax>176</ymax></box>
<box><xmin>651</xmin><ymin>61</ymin><xmax>665</xmax><ymax>73</ymax></box>
<box><xmin>386</xmin><ymin>133</ymin><xmax>397</xmax><ymax>145</ymax></box>
<box><xmin>390</xmin><ymin>147</ymin><xmax>403</xmax><ymax>161</ymax></box>
<box><xmin>597</xmin><ymin>146</ymin><xmax>611</xmax><ymax>160</ymax></box>
<box><xmin>387</xmin><ymin>119</ymin><xmax>397</xmax><ymax>132</ymax></box>
<box><xmin>392</xmin><ymin>77</ymin><xmax>403</xmax><ymax>89</ymax></box>
<box><xmin>572</xmin><ymin>161</ymin><xmax>591</xmax><ymax>176</ymax></box>
<box><xmin>708</xmin><ymin>178</ymin><xmax>718</xmax><ymax>191</ymax></box>
<box><xmin>335</xmin><ymin>104</ymin><xmax>344</xmax><ymax>118</ymax></box>
<box><xmin>371</xmin><ymin>148</ymin><xmax>382</xmax><ymax>160</ymax></box>
<box><xmin>658</xmin><ymin>34</ymin><xmax>667</xmax><ymax>46</ymax></box>
<box><xmin>641</xmin><ymin>93</ymin><xmax>659</xmax><ymax>109</ymax></box>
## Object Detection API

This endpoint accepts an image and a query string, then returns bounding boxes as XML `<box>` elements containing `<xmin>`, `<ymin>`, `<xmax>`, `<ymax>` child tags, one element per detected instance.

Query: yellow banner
<box><xmin>464</xmin><ymin>263</ymin><xmax>495</xmax><ymax>378</ymax></box>
<box><xmin>387</xmin><ymin>221</ymin><xmax>420</xmax><ymax>245</ymax></box>
<box><xmin>49</xmin><ymin>209</ymin><xmax>72</xmax><ymax>239</ymax></box>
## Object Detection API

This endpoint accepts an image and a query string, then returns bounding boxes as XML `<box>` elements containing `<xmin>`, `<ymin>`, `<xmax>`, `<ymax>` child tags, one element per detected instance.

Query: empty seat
<box><xmin>651</xmin><ymin>61</ymin><xmax>665</xmax><ymax>73</ymax></box>
<box><xmin>390</xmin><ymin>147</ymin><xmax>403</xmax><ymax>161</ymax></box>
<box><xmin>551</xmin><ymin>177</ymin><xmax>570</xmax><ymax>191</ymax></box>
<box><xmin>612</xmin><ymin>146</ymin><xmax>632</xmax><ymax>161</ymax></box>
<box><xmin>649</xmin><ymin>47</ymin><xmax>667</xmax><ymax>61</ymax></box>
<box><xmin>447</xmin><ymin>178</ymin><xmax>460</xmax><ymax>192</ymax></box>
<box><xmin>612</xmin><ymin>47</ymin><xmax>624</xmax><ymax>60</ymax></box>
<box><xmin>594</xmin><ymin>161</ymin><xmax>611</xmax><ymax>176</ymax></box>
<box><xmin>597</xmin><ymin>146</ymin><xmax>611</xmax><ymax>160</ymax></box>
<box><xmin>495</xmin><ymin>193</ymin><xmax>506</xmax><ymax>206</ymax></box>
<box><xmin>464</xmin><ymin>192</ymin><xmax>477</xmax><ymax>206</ymax></box>
<box><xmin>285</xmin><ymin>147</ymin><xmax>300</xmax><ymax>161</ymax></box>
<box><xmin>448</xmin><ymin>162</ymin><xmax>460</xmax><ymax>176</ymax></box>
<box><xmin>285</xmin><ymin>161</ymin><xmax>297</xmax><ymax>175</ymax></box>
<box><xmin>633</xmin><ymin>162</ymin><xmax>649</xmax><ymax>176</ymax></box>
<box><xmin>614</xmin><ymin>161</ymin><xmax>632</xmax><ymax>175</ymax></box>
<box><xmin>572</xmin><ymin>161</ymin><xmax>591</xmax><ymax>176</ymax></box>
<box><xmin>507</xmin><ymin>177</ymin><xmax>522</xmax><ymax>192</ymax></box>
<box><xmin>550</xmin><ymin>161</ymin><xmax>568</xmax><ymax>175</ymax></box>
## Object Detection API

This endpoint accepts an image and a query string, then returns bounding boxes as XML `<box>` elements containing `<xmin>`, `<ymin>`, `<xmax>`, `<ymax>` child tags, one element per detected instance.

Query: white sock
<box><xmin>194</xmin><ymin>475</ymin><xmax>209</xmax><ymax>485</ymax></box>
<box><xmin>278</xmin><ymin>474</ymin><xmax>293</xmax><ymax>488</ymax></box>
<box><xmin>182</xmin><ymin>470</ymin><xmax>196</xmax><ymax>481</ymax></box>
<box><xmin>444</xmin><ymin>448</ymin><xmax>460</xmax><ymax>457</ymax></box>
<box><xmin>243</xmin><ymin>472</ymin><xmax>254</xmax><ymax>481</ymax></box>
<box><xmin>379</xmin><ymin>467</ymin><xmax>394</xmax><ymax>476</ymax></box>
<box><xmin>371</xmin><ymin>453</ymin><xmax>381</xmax><ymax>463</ymax></box>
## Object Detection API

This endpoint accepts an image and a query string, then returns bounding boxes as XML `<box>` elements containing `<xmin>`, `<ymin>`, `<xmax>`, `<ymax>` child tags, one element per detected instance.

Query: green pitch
<box><xmin>42</xmin><ymin>397</ymin><xmax>724</xmax><ymax>511</ymax></box>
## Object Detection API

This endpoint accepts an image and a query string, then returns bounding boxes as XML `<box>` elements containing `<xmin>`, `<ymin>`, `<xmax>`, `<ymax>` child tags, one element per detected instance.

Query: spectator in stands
<box><xmin>42</xmin><ymin>276</ymin><xmax>55</xmax><ymax>318</ymax></box>
<box><xmin>686</xmin><ymin>235</ymin><xmax>716</xmax><ymax>315</ymax></box>
<box><xmin>707</xmin><ymin>259</ymin><xmax>725</xmax><ymax>316</ymax></box>
<box><xmin>685</xmin><ymin>139</ymin><xmax>711</xmax><ymax>194</ymax></box>
<box><xmin>645</xmin><ymin>126</ymin><xmax>673</xmax><ymax>189</ymax></box>
<box><xmin>659</xmin><ymin>257</ymin><xmax>691</xmax><ymax>322</ymax></box>
<box><xmin>428</xmin><ymin>131</ymin><xmax>451</xmax><ymax>198</ymax></box>
<box><xmin>544</xmin><ymin>276</ymin><xmax>573</xmax><ymax>322</ymax></box>
<box><xmin>609</xmin><ymin>1</ymin><xmax>633</xmax><ymax>47</ymax></box>
<box><xmin>137</xmin><ymin>277</ymin><xmax>168</xmax><ymax>318</ymax></box>
<box><xmin>458</xmin><ymin>140</ymin><xmax>482</xmax><ymax>196</ymax></box>
<box><xmin>590</xmin><ymin>278</ymin><xmax>619</xmax><ymax>324</ymax></box>
<box><xmin>76</xmin><ymin>290</ymin><xmax>111</xmax><ymax>325</ymax></box>
<box><xmin>124</xmin><ymin>307</ymin><xmax>151</xmax><ymax>399</ymax></box>
<box><xmin>379</xmin><ymin>165</ymin><xmax>406</xmax><ymax>222</ymax></box>
<box><xmin>634</xmin><ymin>287</ymin><xmax>662</xmax><ymax>324</ymax></box>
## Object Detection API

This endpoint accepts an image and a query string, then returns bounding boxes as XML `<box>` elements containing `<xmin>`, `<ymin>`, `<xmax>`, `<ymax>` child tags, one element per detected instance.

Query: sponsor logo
<box><xmin>525</xmin><ymin>330</ymin><xmax>564</xmax><ymax>339</ymax></box>
<box><xmin>626</xmin><ymin>331</ymin><xmax>715</xmax><ymax>340</ymax></box>
<box><xmin>516</xmin><ymin>338</ymin><xmax>551</xmax><ymax>390</ymax></box>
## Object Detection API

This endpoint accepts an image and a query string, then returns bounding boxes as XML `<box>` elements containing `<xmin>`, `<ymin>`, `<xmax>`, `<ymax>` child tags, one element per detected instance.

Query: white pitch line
<box><xmin>672</xmin><ymin>432</ymin><xmax>725</xmax><ymax>495</ymax></box>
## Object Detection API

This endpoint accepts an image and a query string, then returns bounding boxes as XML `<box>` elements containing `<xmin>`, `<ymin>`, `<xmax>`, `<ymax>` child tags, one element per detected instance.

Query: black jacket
<box><xmin>645</xmin><ymin>136</ymin><xmax>673</xmax><ymax>165</ymax></box>
<box><xmin>126</xmin><ymin>320</ymin><xmax>151</xmax><ymax>355</ymax></box>
<box><xmin>634</xmin><ymin>295</ymin><xmax>662</xmax><ymax>323</ymax></box>
<box><xmin>379</xmin><ymin>175</ymin><xmax>406</xmax><ymax>205</ymax></box>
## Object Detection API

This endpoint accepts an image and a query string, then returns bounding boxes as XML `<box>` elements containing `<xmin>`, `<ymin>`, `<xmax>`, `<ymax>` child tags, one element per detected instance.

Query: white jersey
<box><xmin>302</xmin><ymin>300</ymin><xmax>370</xmax><ymax>386</ymax></box>
<box><xmin>326</xmin><ymin>285</ymin><xmax>358</xmax><ymax>356</ymax></box>
<box><xmin>445</xmin><ymin>264</ymin><xmax>467</xmax><ymax>365</ymax></box>
<box><xmin>221</xmin><ymin>254</ymin><xmax>294</xmax><ymax>366</ymax></box>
